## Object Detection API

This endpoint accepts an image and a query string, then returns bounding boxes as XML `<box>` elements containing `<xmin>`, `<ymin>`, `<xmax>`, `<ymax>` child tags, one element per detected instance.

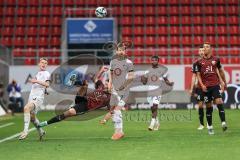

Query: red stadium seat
<box><xmin>27</xmin><ymin>27</ymin><xmax>37</xmax><ymax>36</ymax></box>
<box><xmin>29</xmin><ymin>0</ymin><xmax>39</xmax><ymax>6</ymax></box>
<box><xmin>14</xmin><ymin>37</ymin><xmax>25</xmax><ymax>47</ymax></box>
<box><xmin>134</xmin><ymin>17</ymin><xmax>144</xmax><ymax>25</ymax></box>
<box><xmin>12</xmin><ymin>48</ymin><xmax>23</xmax><ymax>57</ymax></box>
<box><xmin>15</xmin><ymin>27</ymin><xmax>25</xmax><ymax>36</ymax></box>
<box><xmin>216</xmin><ymin>16</ymin><xmax>227</xmax><ymax>24</ymax></box>
<box><xmin>52</xmin><ymin>7</ymin><xmax>63</xmax><ymax>16</ymax></box>
<box><xmin>169</xmin><ymin>0</ymin><xmax>179</xmax><ymax>5</ymax></box>
<box><xmin>157</xmin><ymin>26</ymin><xmax>168</xmax><ymax>35</ymax></box>
<box><xmin>5</xmin><ymin>7</ymin><xmax>15</xmax><ymax>16</ymax></box>
<box><xmin>182</xmin><ymin>16</ymin><xmax>191</xmax><ymax>24</ymax></box>
<box><xmin>146</xmin><ymin>27</ymin><xmax>156</xmax><ymax>35</ymax></box>
<box><xmin>122</xmin><ymin>0</ymin><xmax>132</xmax><ymax>5</ymax></box>
<box><xmin>38</xmin><ymin>48</ymin><xmax>49</xmax><ymax>57</ymax></box>
<box><xmin>28</xmin><ymin>7</ymin><xmax>39</xmax><ymax>16</ymax></box>
<box><xmin>146</xmin><ymin>0</ymin><xmax>156</xmax><ymax>5</ymax></box>
<box><xmin>50</xmin><ymin>37</ymin><xmax>61</xmax><ymax>47</ymax></box>
<box><xmin>228</xmin><ymin>16</ymin><xmax>238</xmax><ymax>24</ymax></box>
<box><xmin>51</xmin><ymin>48</ymin><xmax>61</xmax><ymax>57</ymax></box>
<box><xmin>39</xmin><ymin>27</ymin><xmax>49</xmax><ymax>36</ymax></box>
<box><xmin>134</xmin><ymin>36</ymin><xmax>144</xmax><ymax>47</ymax></box>
<box><xmin>170</xmin><ymin>35</ymin><xmax>181</xmax><ymax>46</ymax></box>
<box><xmin>192</xmin><ymin>16</ymin><xmax>203</xmax><ymax>24</ymax></box>
<box><xmin>4</xmin><ymin>17</ymin><xmax>15</xmax><ymax>26</ymax></box>
<box><xmin>28</xmin><ymin>17</ymin><xmax>38</xmax><ymax>26</ymax></box>
<box><xmin>17</xmin><ymin>7</ymin><xmax>27</xmax><ymax>16</ymax></box>
<box><xmin>25</xmin><ymin>48</ymin><xmax>36</xmax><ymax>57</ymax></box>
<box><xmin>145</xmin><ymin>36</ymin><xmax>156</xmax><ymax>46</ymax></box>
<box><xmin>181</xmin><ymin>6</ymin><xmax>191</xmax><ymax>15</ymax></box>
<box><xmin>181</xmin><ymin>0</ymin><xmax>191</xmax><ymax>5</ymax></box>
<box><xmin>169</xmin><ymin>16</ymin><xmax>180</xmax><ymax>24</ymax></box>
<box><xmin>146</xmin><ymin>16</ymin><xmax>156</xmax><ymax>25</ymax></box>
<box><xmin>230</xmin><ymin>57</ymin><xmax>240</xmax><ymax>64</ymax></box>
<box><xmin>192</xmin><ymin>0</ymin><xmax>202</xmax><ymax>5</ymax></box>
<box><xmin>26</xmin><ymin>37</ymin><xmax>37</xmax><ymax>47</ymax></box>
<box><xmin>52</xmin><ymin>0</ymin><xmax>62</xmax><ymax>6</ymax></box>
<box><xmin>216</xmin><ymin>48</ymin><xmax>228</xmax><ymax>56</ymax></box>
<box><xmin>16</xmin><ymin>17</ymin><xmax>26</xmax><ymax>26</ymax></box>
<box><xmin>122</xmin><ymin>6</ymin><xmax>132</xmax><ymax>16</ymax></box>
<box><xmin>170</xmin><ymin>26</ymin><xmax>180</xmax><ymax>35</ymax></box>
<box><xmin>192</xmin><ymin>6</ymin><xmax>201</xmax><ymax>15</ymax></box>
<box><xmin>133</xmin><ymin>57</ymin><xmax>143</xmax><ymax>64</ymax></box>
<box><xmin>25</xmin><ymin>58</ymin><xmax>36</xmax><ymax>65</ymax></box>
<box><xmin>48</xmin><ymin>58</ymin><xmax>60</xmax><ymax>65</ymax></box>
<box><xmin>157</xmin><ymin>6</ymin><xmax>167</xmax><ymax>15</ymax></box>
<box><xmin>135</xmin><ymin>7</ymin><xmax>144</xmax><ymax>15</ymax></box>
<box><xmin>2</xmin><ymin>27</ymin><xmax>13</xmax><ymax>36</ymax></box>
<box><xmin>204</xmin><ymin>0</ymin><xmax>215</xmax><ymax>5</ymax></box>
<box><xmin>157</xmin><ymin>36</ymin><xmax>168</xmax><ymax>46</ymax></box>
<box><xmin>193</xmin><ymin>25</ymin><xmax>204</xmax><ymax>35</ymax></box>
<box><xmin>217</xmin><ymin>26</ymin><xmax>227</xmax><ymax>35</ymax></box>
<box><xmin>159</xmin><ymin>57</ymin><xmax>167</xmax><ymax>64</ymax></box>
<box><xmin>51</xmin><ymin>17</ymin><xmax>62</xmax><ymax>26</ymax></box>
<box><xmin>216</xmin><ymin>5</ymin><xmax>226</xmax><ymax>15</ymax></box>
<box><xmin>41</xmin><ymin>0</ymin><xmax>51</xmax><ymax>6</ymax></box>
<box><xmin>38</xmin><ymin>37</ymin><xmax>49</xmax><ymax>47</ymax></box>
<box><xmin>217</xmin><ymin>36</ymin><xmax>228</xmax><ymax>46</ymax></box>
<box><xmin>64</xmin><ymin>0</ymin><xmax>75</xmax><ymax>6</ymax></box>
<box><xmin>40</xmin><ymin>7</ymin><xmax>51</xmax><ymax>16</ymax></box>
<box><xmin>157</xmin><ymin>0</ymin><xmax>167</xmax><ymax>5</ymax></box>
<box><xmin>229</xmin><ymin>25</ymin><xmax>239</xmax><ymax>35</ymax></box>
<box><xmin>39</xmin><ymin>17</ymin><xmax>50</xmax><ymax>26</ymax></box>
<box><xmin>205</xmin><ymin>36</ymin><xmax>216</xmax><ymax>44</ymax></box>
<box><xmin>204</xmin><ymin>5</ymin><xmax>214</xmax><ymax>15</ymax></box>
<box><xmin>157</xmin><ymin>16</ymin><xmax>167</xmax><ymax>25</ymax></box>
<box><xmin>219</xmin><ymin>57</ymin><xmax>228</xmax><ymax>64</ymax></box>
<box><xmin>228</xmin><ymin>5</ymin><xmax>238</xmax><ymax>15</ymax></box>
<box><xmin>169</xmin><ymin>57</ymin><xmax>181</xmax><ymax>64</ymax></box>
<box><xmin>145</xmin><ymin>6</ymin><xmax>155</xmax><ymax>15</ymax></box>
<box><xmin>183</xmin><ymin>57</ymin><xmax>193</xmax><ymax>64</ymax></box>
<box><xmin>122</xmin><ymin>27</ymin><xmax>132</xmax><ymax>36</ymax></box>
<box><xmin>182</xmin><ymin>36</ymin><xmax>191</xmax><ymax>45</ymax></box>
<box><xmin>120</xmin><ymin>16</ymin><xmax>132</xmax><ymax>25</ymax></box>
<box><xmin>205</xmin><ymin>25</ymin><xmax>215</xmax><ymax>35</ymax></box>
<box><xmin>182</xmin><ymin>26</ymin><xmax>191</xmax><ymax>35</ymax></box>
<box><xmin>193</xmin><ymin>36</ymin><xmax>203</xmax><ymax>45</ymax></box>
<box><xmin>229</xmin><ymin>36</ymin><xmax>239</xmax><ymax>46</ymax></box>
<box><xmin>133</xmin><ymin>27</ymin><xmax>144</xmax><ymax>35</ymax></box>
<box><xmin>51</xmin><ymin>27</ymin><xmax>61</xmax><ymax>36</ymax></box>
<box><xmin>205</xmin><ymin>16</ymin><xmax>215</xmax><ymax>25</ymax></box>
<box><xmin>169</xmin><ymin>6</ymin><xmax>179</xmax><ymax>15</ymax></box>
<box><xmin>0</xmin><ymin>37</ymin><xmax>12</xmax><ymax>46</ymax></box>
<box><xmin>228</xmin><ymin>0</ymin><xmax>239</xmax><ymax>5</ymax></box>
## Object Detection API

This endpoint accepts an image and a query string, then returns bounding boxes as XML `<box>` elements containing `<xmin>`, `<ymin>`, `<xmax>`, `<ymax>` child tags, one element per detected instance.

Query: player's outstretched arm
<box><xmin>29</xmin><ymin>79</ymin><xmax>50</xmax><ymax>88</ymax></box>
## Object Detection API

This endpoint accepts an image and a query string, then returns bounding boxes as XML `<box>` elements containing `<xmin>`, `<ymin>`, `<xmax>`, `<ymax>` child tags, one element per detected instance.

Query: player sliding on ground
<box><xmin>38</xmin><ymin>80</ymin><xmax>111</xmax><ymax>128</ymax></box>
<box><xmin>19</xmin><ymin>58</ymin><xmax>50</xmax><ymax>140</ymax></box>
<box><xmin>196</xmin><ymin>42</ymin><xmax>227</xmax><ymax>135</ymax></box>
<box><xmin>141</xmin><ymin>55</ymin><xmax>174</xmax><ymax>131</ymax></box>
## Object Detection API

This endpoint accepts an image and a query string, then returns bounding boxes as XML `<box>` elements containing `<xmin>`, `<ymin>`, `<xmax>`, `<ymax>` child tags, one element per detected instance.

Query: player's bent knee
<box><xmin>68</xmin><ymin>108</ymin><xmax>77</xmax><ymax>116</ymax></box>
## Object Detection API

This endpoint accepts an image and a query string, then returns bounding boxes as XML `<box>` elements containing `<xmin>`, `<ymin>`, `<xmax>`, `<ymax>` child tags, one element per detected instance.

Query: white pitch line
<box><xmin>0</xmin><ymin>122</ymin><xmax>14</xmax><ymax>129</ymax></box>
<box><xmin>0</xmin><ymin>128</ymin><xmax>36</xmax><ymax>143</ymax></box>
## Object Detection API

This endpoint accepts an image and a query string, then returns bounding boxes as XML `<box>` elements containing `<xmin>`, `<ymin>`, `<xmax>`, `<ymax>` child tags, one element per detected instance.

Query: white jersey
<box><xmin>144</xmin><ymin>66</ymin><xmax>168</xmax><ymax>85</ymax></box>
<box><xmin>110</xmin><ymin>58</ymin><xmax>134</xmax><ymax>91</ymax></box>
<box><xmin>29</xmin><ymin>70</ymin><xmax>51</xmax><ymax>99</ymax></box>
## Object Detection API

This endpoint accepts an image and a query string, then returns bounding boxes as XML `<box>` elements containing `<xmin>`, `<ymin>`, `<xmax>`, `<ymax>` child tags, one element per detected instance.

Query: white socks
<box><xmin>149</xmin><ymin>118</ymin><xmax>156</xmax><ymax>128</ymax></box>
<box><xmin>112</xmin><ymin>110</ymin><xmax>123</xmax><ymax>133</ymax></box>
<box><xmin>23</xmin><ymin>113</ymin><xmax>30</xmax><ymax>133</ymax></box>
<box><xmin>32</xmin><ymin>118</ymin><xmax>44</xmax><ymax>134</ymax></box>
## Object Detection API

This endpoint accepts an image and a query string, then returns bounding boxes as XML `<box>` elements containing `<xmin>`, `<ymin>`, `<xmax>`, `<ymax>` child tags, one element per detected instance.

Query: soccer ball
<box><xmin>95</xmin><ymin>7</ymin><xmax>107</xmax><ymax>18</ymax></box>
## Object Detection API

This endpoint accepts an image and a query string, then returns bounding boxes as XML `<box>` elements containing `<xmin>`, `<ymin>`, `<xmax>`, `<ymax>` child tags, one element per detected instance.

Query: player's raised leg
<box><xmin>30</xmin><ymin>113</ymin><xmax>46</xmax><ymax>141</ymax></box>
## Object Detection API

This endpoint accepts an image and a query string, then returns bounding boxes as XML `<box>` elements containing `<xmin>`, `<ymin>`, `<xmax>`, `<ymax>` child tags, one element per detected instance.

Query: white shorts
<box><xmin>147</xmin><ymin>96</ymin><xmax>162</xmax><ymax>106</ymax></box>
<box><xmin>110</xmin><ymin>89</ymin><xmax>130</xmax><ymax>108</ymax></box>
<box><xmin>28</xmin><ymin>96</ymin><xmax>44</xmax><ymax>114</ymax></box>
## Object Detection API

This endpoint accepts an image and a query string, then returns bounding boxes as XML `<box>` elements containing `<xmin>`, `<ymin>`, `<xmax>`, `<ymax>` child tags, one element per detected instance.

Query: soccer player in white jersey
<box><xmin>141</xmin><ymin>55</ymin><xmax>174</xmax><ymax>131</ymax></box>
<box><xmin>19</xmin><ymin>58</ymin><xmax>51</xmax><ymax>140</ymax></box>
<box><xmin>107</xmin><ymin>44</ymin><xmax>134</xmax><ymax>140</ymax></box>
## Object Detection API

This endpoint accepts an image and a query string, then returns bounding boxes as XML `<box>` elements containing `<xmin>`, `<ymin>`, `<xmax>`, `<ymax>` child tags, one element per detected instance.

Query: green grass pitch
<box><xmin>0</xmin><ymin>109</ymin><xmax>240</xmax><ymax>160</ymax></box>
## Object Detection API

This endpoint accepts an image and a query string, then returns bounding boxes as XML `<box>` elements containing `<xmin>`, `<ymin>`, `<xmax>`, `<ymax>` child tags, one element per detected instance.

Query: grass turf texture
<box><xmin>0</xmin><ymin>109</ymin><xmax>240</xmax><ymax>160</ymax></box>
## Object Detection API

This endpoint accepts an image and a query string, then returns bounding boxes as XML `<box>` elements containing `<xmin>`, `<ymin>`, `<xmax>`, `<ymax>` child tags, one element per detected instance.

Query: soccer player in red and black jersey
<box><xmin>38</xmin><ymin>80</ymin><xmax>111</xmax><ymax>128</ymax></box>
<box><xmin>196</xmin><ymin>42</ymin><xmax>227</xmax><ymax>135</ymax></box>
<box><xmin>190</xmin><ymin>47</ymin><xmax>205</xmax><ymax>130</ymax></box>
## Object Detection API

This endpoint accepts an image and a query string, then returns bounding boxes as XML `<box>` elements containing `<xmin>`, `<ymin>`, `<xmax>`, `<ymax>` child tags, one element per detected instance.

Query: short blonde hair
<box><xmin>39</xmin><ymin>57</ymin><xmax>48</xmax><ymax>62</ymax></box>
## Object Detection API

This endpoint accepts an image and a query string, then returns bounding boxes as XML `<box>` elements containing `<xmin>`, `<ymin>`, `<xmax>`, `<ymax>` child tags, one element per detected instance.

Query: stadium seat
<box><xmin>52</xmin><ymin>0</ymin><xmax>62</xmax><ymax>6</ymax></box>
<box><xmin>157</xmin><ymin>16</ymin><xmax>167</xmax><ymax>25</ymax></box>
<box><xmin>228</xmin><ymin>5</ymin><xmax>238</xmax><ymax>15</ymax></box>
<box><xmin>204</xmin><ymin>5</ymin><xmax>215</xmax><ymax>15</ymax></box>
<box><xmin>182</xmin><ymin>36</ymin><xmax>192</xmax><ymax>45</ymax></box>
<box><xmin>193</xmin><ymin>36</ymin><xmax>203</xmax><ymax>45</ymax></box>
<box><xmin>40</xmin><ymin>7</ymin><xmax>51</xmax><ymax>16</ymax></box>
<box><xmin>134</xmin><ymin>17</ymin><xmax>144</xmax><ymax>25</ymax></box>
<box><xmin>146</xmin><ymin>27</ymin><xmax>156</xmax><ymax>35</ymax></box>
<box><xmin>192</xmin><ymin>6</ymin><xmax>201</xmax><ymax>15</ymax></box>
<box><xmin>122</xmin><ymin>27</ymin><xmax>131</xmax><ymax>36</ymax></box>
<box><xmin>52</xmin><ymin>7</ymin><xmax>63</xmax><ymax>16</ymax></box>
<box><xmin>157</xmin><ymin>6</ymin><xmax>167</xmax><ymax>15</ymax></box>
<box><xmin>39</xmin><ymin>17</ymin><xmax>50</xmax><ymax>26</ymax></box>
<box><xmin>182</xmin><ymin>26</ymin><xmax>191</xmax><ymax>35</ymax></box>
<box><xmin>183</xmin><ymin>57</ymin><xmax>193</xmax><ymax>64</ymax></box>
<box><xmin>134</xmin><ymin>36</ymin><xmax>144</xmax><ymax>47</ymax></box>
<box><xmin>38</xmin><ymin>48</ymin><xmax>49</xmax><ymax>57</ymax></box>
<box><xmin>0</xmin><ymin>37</ymin><xmax>12</xmax><ymax>46</ymax></box>
<box><xmin>169</xmin><ymin>36</ymin><xmax>180</xmax><ymax>46</ymax></box>
<box><xmin>29</xmin><ymin>0</ymin><xmax>39</xmax><ymax>6</ymax></box>
<box><xmin>38</xmin><ymin>37</ymin><xmax>49</xmax><ymax>47</ymax></box>
<box><xmin>15</xmin><ymin>27</ymin><xmax>25</xmax><ymax>36</ymax></box>
<box><xmin>204</xmin><ymin>0</ymin><xmax>215</xmax><ymax>5</ymax></box>
<box><xmin>217</xmin><ymin>36</ymin><xmax>228</xmax><ymax>46</ymax></box>
<box><xmin>169</xmin><ymin>6</ymin><xmax>179</xmax><ymax>15</ymax></box>
<box><xmin>230</xmin><ymin>57</ymin><xmax>240</xmax><ymax>64</ymax></box>
<box><xmin>157</xmin><ymin>36</ymin><xmax>168</xmax><ymax>46</ymax></box>
<box><xmin>48</xmin><ymin>58</ymin><xmax>60</xmax><ymax>65</ymax></box>
<box><xmin>14</xmin><ymin>37</ymin><xmax>25</xmax><ymax>47</ymax></box>
<box><xmin>217</xmin><ymin>48</ymin><xmax>228</xmax><ymax>56</ymax></box>
<box><xmin>205</xmin><ymin>16</ymin><xmax>215</xmax><ymax>24</ymax></box>
<box><xmin>216</xmin><ymin>16</ymin><xmax>227</xmax><ymax>24</ymax></box>
<box><xmin>157</xmin><ymin>26</ymin><xmax>168</xmax><ymax>35</ymax></box>
<box><xmin>28</xmin><ymin>17</ymin><xmax>38</xmax><ymax>26</ymax></box>
<box><xmin>146</xmin><ymin>0</ymin><xmax>156</xmax><ymax>5</ymax></box>
<box><xmin>229</xmin><ymin>36</ymin><xmax>239</xmax><ymax>46</ymax></box>
<box><xmin>133</xmin><ymin>57</ymin><xmax>143</xmax><ymax>64</ymax></box>
<box><xmin>41</xmin><ymin>0</ymin><xmax>51</xmax><ymax>6</ymax></box>
<box><xmin>16</xmin><ymin>17</ymin><xmax>26</xmax><ymax>26</ymax></box>
<box><xmin>28</xmin><ymin>7</ymin><xmax>39</xmax><ymax>16</ymax></box>
<box><xmin>182</xmin><ymin>16</ymin><xmax>191</xmax><ymax>24</ymax></box>
<box><xmin>24</xmin><ymin>58</ymin><xmax>36</xmax><ymax>65</ymax></box>
<box><xmin>122</xmin><ymin>0</ymin><xmax>132</xmax><ymax>5</ymax></box>
<box><xmin>12</xmin><ymin>48</ymin><xmax>22</xmax><ymax>57</ymax></box>
<box><xmin>181</xmin><ymin>6</ymin><xmax>191</xmax><ymax>15</ymax></box>
<box><xmin>120</xmin><ymin>17</ymin><xmax>132</xmax><ymax>25</ymax></box>
<box><xmin>50</xmin><ymin>37</ymin><xmax>61</xmax><ymax>47</ymax></box>
<box><xmin>170</xmin><ymin>26</ymin><xmax>180</xmax><ymax>35</ymax></box>
<box><xmin>205</xmin><ymin>25</ymin><xmax>215</xmax><ymax>35</ymax></box>
<box><xmin>192</xmin><ymin>16</ymin><xmax>203</xmax><ymax>24</ymax></box>
<box><xmin>159</xmin><ymin>57</ymin><xmax>167</xmax><ymax>64</ymax></box>
<box><xmin>39</xmin><ymin>27</ymin><xmax>49</xmax><ymax>36</ymax></box>
<box><xmin>146</xmin><ymin>16</ymin><xmax>156</xmax><ymax>25</ymax></box>
<box><xmin>133</xmin><ymin>27</ymin><xmax>144</xmax><ymax>35</ymax></box>
<box><xmin>51</xmin><ymin>17</ymin><xmax>62</xmax><ymax>26</ymax></box>
<box><xmin>25</xmin><ymin>48</ymin><xmax>36</xmax><ymax>57</ymax></box>
<box><xmin>26</xmin><ymin>37</ymin><xmax>37</xmax><ymax>47</ymax></box>
<box><xmin>122</xmin><ymin>6</ymin><xmax>132</xmax><ymax>16</ymax></box>
<box><xmin>169</xmin><ymin>57</ymin><xmax>181</xmax><ymax>64</ymax></box>
<box><xmin>135</xmin><ymin>6</ymin><xmax>144</xmax><ymax>16</ymax></box>
<box><xmin>169</xmin><ymin>0</ymin><xmax>179</xmax><ymax>5</ymax></box>
<box><xmin>27</xmin><ymin>27</ymin><xmax>38</xmax><ymax>36</ymax></box>
<box><xmin>157</xmin><ymin>0</ymin><xmax>168</xmax><ymax>5</ymax></box>
<box><xmin>146</xmin><ymin>7</ymin><xmax>155</xmax><ymax>15</ymax></box>
<box><xmin>205</xmin><ymin>36</ymin><xmax>216</xmax><ymax>44</ymax></box>
<box><xmin>5</xmin><ymin>7</ymin><xmax>15</xmax><ymax>16</ymax></box>
<box><xmin>169</xmin><ymin>16</ymin><xmax>180</xmax><ymax>24</ymax></box>
<box><xmin>219</xmin><ymin>57</ymin><xmax>228</xmax><ymax>64</ymax></box>
<box><xmin>64</xmin><ymin>0</ymin><xmax>75</xmax><ymax>6</ymax></box>
<box><xmin>4</xmin><ymin>17</ymin><xmax>14</xmax><ymax>26</ymax></box>
<box><xmin>2</xmin><ymin>27</ymin><xmax>13</xmax><ymax>36</ymax></box>
<box><xmin>181</xmin><ymin>0</ymin><xmax>191</xmax><ymax>5</ymax></box>
<box><xmin>17</xmin><ymin>7</ymin><xmax>27</xmax><ymax>16</ymax></box>
<box><xmin>229</xmin><ymin>25</ymin><xmax>239</xmax><ymax>35</ymax></box>
<box><xmin>52</xmin><ymin>48</ymin><xmax>61</xmax><ymax>57</ymax></box>
<box><xmin>193</xmin><ymin>25</ymin><xmax>204</xmax><ymax>35</ymax></box>
<box><xmin>217</xmin><ymin>26</ymin><xmax>227</xmax><ymax>35</ymax></box>
<box><xmin>228</xmin><ymin>0</ymin><xmax>239</xmax><ymax>5</ymax></box>
<box><xmin>228</xmin><ymin>16</ymin><xmax>238</xmax><ymax>24</ymax></box>
<box><xmin>145</xmin><ymin>36</ymin><xmax>156</xmax><ymax>46</ymax></box>
<box><xmin>192</xmin><ymin>0</ymin><xmax>202</xmax><ymax>5</ymax></box>
<box><xmin>216</xmin><ymin>5</ymin><xmax>226</xmax><ymax>15</ymax></box>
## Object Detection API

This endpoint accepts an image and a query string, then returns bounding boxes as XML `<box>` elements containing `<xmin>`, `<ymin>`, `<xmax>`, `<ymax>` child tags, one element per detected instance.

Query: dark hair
<box><xmin>151</xmin><ymin>55</ymin><xmax>159</xmax><ymax>60</ymax></box>
<box><xmin>95</xmin><ymin>80</ymin><xmax>104</xmax><ymax>89</ymax></box>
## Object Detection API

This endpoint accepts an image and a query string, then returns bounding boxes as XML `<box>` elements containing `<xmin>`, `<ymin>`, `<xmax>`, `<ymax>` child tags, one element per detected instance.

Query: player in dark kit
<box><xmin>38</xmin><ymin>80</ymin><xmax>111</xmax><ymax>128</ymax></box>
<box><xmin>196</xmin><ymin>42</ymin><xmax>227</xmax><ymax>135</ymax></box>
<box><xmin>190</xmin><ymin>47</ymin><xmax>205</xmax><ymax>130</ymax></box>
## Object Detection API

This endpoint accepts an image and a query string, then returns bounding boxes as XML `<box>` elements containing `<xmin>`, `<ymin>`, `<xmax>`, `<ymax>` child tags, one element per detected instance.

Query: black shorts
<box><xmin>195</xmin><ymin>88</ymin><xmax>204</xmax><ymax>102</ymax></box>
<box><xmin>204</xmin><ymin>85</ymin><xmax>222</xmax><ymax>103</ymax></box>
<box><xmin>72</xmin><ymin>97</ymin><xmax>88</xmax><ymax>114</ymax></box>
